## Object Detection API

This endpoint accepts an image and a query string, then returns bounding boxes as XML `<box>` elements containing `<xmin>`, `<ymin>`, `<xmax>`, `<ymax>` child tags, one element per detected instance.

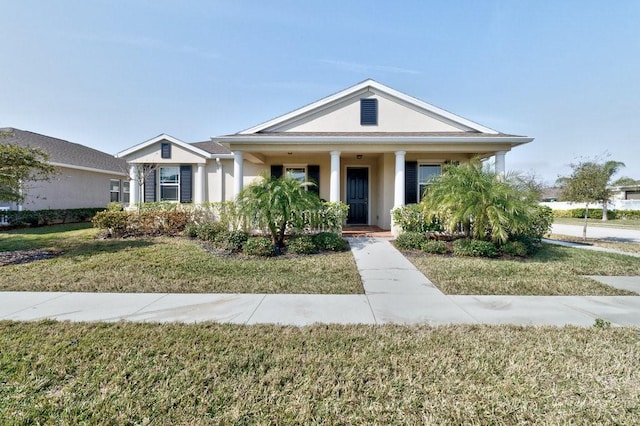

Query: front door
<box><xmin>346</xmin><ymin>167</ymin><xmax>368</xmax><ymax>224</ymax></box>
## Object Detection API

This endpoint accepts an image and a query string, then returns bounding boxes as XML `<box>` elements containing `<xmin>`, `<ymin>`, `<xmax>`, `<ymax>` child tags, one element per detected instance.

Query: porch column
<box><xmin>394</xmin><ymin>151</ymin><xmax>406</xmax><ymax>208</ymax></box>
<box><xmin>495</xmin><ymin>151</ymin><xmax>506</xmax><ymax>177</ymax></box>
<box><xmin>129</xmin><ymin>164</ymin><xmax>139</xmax><ymax>207</ymax></box>
<box><xmin>330</xmin><ymin>151</ymin><xmax>341</xmax><ymax>202</ymax></box>
<box><xmin>195</xmin><ymin>163</ymin><xmax>205</xmax><ymax>204</ymax></box>
<box><xmin>233</xmin><ymin>151</ymin><xmax>243</xmax><ymax>198</ymax></box>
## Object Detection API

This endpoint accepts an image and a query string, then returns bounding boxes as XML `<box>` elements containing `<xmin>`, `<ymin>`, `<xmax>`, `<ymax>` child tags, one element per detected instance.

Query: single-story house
<box><xmin>117</xmin><ymin>79</ymin><xmax>533</xmax><ymax>229</ymax></box>
<box><xmin>0</xmin><ymin>127</ymin><xmax>128</xmax><ymax>210</ymax></box>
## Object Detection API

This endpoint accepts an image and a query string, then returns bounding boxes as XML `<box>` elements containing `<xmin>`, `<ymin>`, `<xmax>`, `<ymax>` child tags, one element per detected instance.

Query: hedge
<box><xmin>552</xmin><ymin>208</ymin><xmax>640</xmax><ymax>220</ymax></box>
<box><xmin>1</xmin><ymin>208</ymin><xmax>105</xmax><ymax>227</ymax></box>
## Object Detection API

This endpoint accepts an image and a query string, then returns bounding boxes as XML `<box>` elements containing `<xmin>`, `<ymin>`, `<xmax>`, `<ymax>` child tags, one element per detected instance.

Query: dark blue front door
<box><xmin>346</xmin><ymin>168</ymin><xmax>368</xmax><ymax>224</ymax></box>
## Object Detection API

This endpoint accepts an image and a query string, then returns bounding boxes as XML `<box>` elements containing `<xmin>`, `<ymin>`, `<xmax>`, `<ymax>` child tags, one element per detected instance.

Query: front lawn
<box><xmin>1</xmin><ymin>321</ymin><xmax>638</xmax><ymax>424</ymax></box>
<box><xmin>0</xmin><ymin>224</ymin><xmax>362</xmax><ymax>294</ymax></box>
<box><xmin>407</xmin><ymin>244</ymin><xmax>640</xmax><ymax>295</ymax></box>
<box><xmin>554</xmin><ymin>217</ymin><xmax>640</xmax><ymax>230</ymax></box>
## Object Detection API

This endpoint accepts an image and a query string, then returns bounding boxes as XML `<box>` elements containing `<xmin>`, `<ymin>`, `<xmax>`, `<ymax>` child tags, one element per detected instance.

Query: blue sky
<box><xmin>1</xmin><ymin>0</ymin><xmax>638</xmax><ymax>184</ymax></box>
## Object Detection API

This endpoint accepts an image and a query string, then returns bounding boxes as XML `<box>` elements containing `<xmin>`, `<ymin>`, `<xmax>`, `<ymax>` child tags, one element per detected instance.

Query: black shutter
<box><xmin>308</xmin><ymin>165</ymin><xmax>320</xmax><ymax>196</ymax></box>
<box><xmin>180</xmin><ymin>165</ymin><xmax>192</xmax><ymax>203</ymax></box>
<box><xmin>271</xmin><ymin>165</ymin><xmax>283</xmax><ymax>179</ymax></box>
<box><xmin>405</xmin><ymin>161</ymin><xmax>418</xmax><ymax>204</ymax></box>
<box><xmin>360</xmin><ymin>98</ymin><xmax>378</xmax><ymax>125</ymax></box>
<box><xmin>161</xmin><ymin>143</ymin><xmax>171</xmax><ymax>159</ymax></box>
<box><xmin>144</xmin><ymin>168</ymin><xmax>156</xmax><ymax>202</ymax></box>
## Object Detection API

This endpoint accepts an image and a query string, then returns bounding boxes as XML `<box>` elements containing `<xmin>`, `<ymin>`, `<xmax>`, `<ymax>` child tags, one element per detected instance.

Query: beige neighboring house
<box><xmin>117</xmin><ymin>79</ymin><xmax>533</xmax><ymax>229</ymax></box>
<box><xmin>0</xmin><ymin>128</ymin><xmax>128</xmax><ymax>211</ymax></box>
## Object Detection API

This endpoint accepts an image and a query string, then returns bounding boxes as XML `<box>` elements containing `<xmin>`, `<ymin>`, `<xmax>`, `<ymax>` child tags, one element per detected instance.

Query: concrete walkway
<box><xmin>552</xmin><ymin>223</ymin><xmax>640</xmax><ymax>243</ymax></box>
<box><xmin>1</xmin><ymin>238</ymin><xmax>639</xmax><ymax>326</ymax></box>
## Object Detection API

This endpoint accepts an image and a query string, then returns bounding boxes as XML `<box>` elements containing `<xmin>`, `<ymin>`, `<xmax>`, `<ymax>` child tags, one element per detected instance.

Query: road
<box><xmin>551</xmin><ymin>223</ymin><xmax>640</xmax><ymax>243</ymax></box>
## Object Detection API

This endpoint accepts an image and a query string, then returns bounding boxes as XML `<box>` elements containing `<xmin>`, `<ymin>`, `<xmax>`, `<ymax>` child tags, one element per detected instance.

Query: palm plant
<box><xmin>421</xmin><ymin>161</ymin><xmax>535</xmax><ymax>244</ymax></box>
<box><xmin>237</xmin><ymin>172</ymin><xmax>322</xmax><ymax>249</ymax></box>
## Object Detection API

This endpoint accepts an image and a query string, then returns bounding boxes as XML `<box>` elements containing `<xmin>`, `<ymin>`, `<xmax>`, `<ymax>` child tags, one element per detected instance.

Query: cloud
<box><xmin>75</xmin><ymin>33</ymin><xmax>220</xmax><ymax>60</ymax></box>
<box><xmin>317</xmin><ymin>59</ymin><xmax>421</xmax><ymax>75</ymax></box>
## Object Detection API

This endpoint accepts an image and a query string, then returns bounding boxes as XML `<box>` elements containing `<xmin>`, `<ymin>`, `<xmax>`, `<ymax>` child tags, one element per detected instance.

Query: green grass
<box><xmin>554</xmin><ymin>217</ymin><xmax>640</xmax><ymax>230</ymax></box>
<box><xmin>408</xmin><ymin>244</ymin><xmax>640</xmax><ymax>295</ymax></box>
<box><xmin>1</xmin><ymin>321</ymin><xmax>639</xmax><ymax>424</ymax></box>
<box><xmin>0</xmin><ymin>224</ymin><xmax>362</xmax><ymax>294</ymax></box>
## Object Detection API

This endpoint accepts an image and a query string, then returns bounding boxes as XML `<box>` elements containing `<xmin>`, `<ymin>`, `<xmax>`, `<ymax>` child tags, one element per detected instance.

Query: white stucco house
<box><xmin>117</xmin><ymin>79</ymin><xmax>533</xmax><ymax>229</ymax></box>
<box><xmin>1</xmin><ymin>127</ymin><xmax>128</xmax><ymax>211</ymax></box>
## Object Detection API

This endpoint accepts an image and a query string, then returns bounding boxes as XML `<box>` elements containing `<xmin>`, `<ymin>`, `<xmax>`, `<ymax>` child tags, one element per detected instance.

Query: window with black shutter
<box><xmin>360</xmin><ymin>98</ymin><xmax>378</xmax><ymax>125</ymax></box>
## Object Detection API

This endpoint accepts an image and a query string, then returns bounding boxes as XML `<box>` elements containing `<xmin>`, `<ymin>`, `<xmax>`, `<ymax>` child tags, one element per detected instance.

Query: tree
<box><xmin>421</xmin><ymin>160</ymin><xmax>536</xmax><ymax>244</ymax></box>
<box><xmin>131</xmin><ymin>163</ymin><xmax>158</xmax><ymax>212</ymax></box>
<box><xmin>237</xmin><ymin>173</ymin><xmax>322</xmax><ymax>250</ymax></box>
<box><xmin>0</xmin><ymin>141</ymin><xmax>56</xmax><ymax>203</ymax></box>
<box><xmin>556</xmin><ymin>159</ymin><xmax>631</xmax><ymax>238</ymax></box>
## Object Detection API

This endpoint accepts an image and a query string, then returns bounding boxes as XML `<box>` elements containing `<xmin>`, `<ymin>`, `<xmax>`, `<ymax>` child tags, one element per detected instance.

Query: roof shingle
<box><xmin>0</xmin><ymin>127</ymin><xmax>126</xmax><ymax>174</ymax></box>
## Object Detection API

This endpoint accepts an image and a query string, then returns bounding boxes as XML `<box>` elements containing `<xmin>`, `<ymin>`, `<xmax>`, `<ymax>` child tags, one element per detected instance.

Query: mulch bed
<box><xmin>0</xmin><ymin>249</ymin><xmax>63</xmax><ymax>266</ymax></box>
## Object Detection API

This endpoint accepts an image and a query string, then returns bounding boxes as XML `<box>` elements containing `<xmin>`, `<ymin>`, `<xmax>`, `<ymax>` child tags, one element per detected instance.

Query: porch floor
<box><xmin>341</xmin><ymin>225</ymin><xmax>392</xmax><ymax>238</ymax></box>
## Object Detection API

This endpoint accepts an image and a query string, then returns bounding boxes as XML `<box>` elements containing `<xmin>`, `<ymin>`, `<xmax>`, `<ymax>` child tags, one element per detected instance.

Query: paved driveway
<box><xmin>551</xmin><ymin>223</ymin><xmax>640</xmax><ymax>243</ymax></box>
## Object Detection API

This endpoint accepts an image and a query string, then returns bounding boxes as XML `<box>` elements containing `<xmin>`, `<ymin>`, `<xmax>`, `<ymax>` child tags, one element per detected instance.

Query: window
<box><xmin>418</xmin><ymin>165</ymin><xmax>441</xmax><ymax>201</ymax></box>
<box><xmin>360</xmin><ymin>98</ymin><xmax>378</xmax><ymax>125</ymax></box>
<box><xmin>285</xmin><ymin>166</ymin><xmax>307</xmax><ymax>183</ymax></box>
<box><xmin>159</xmin><ymin>166</ymin><xmax>180</xmax><ymax>201</ymax></box>
<box><xmin>161</xmin><ymin>143</ymin><xmax>172</xmax><ymax>159</ymax></box>
<box><xmin>122</xmin><ymin>181</ymin><xmax>130</xmax><ymax>204</ymax></box>
<box><xmin>110</xmin><ymin>179</ymin><xmax>121</xmax><ymax>202</ymax></box>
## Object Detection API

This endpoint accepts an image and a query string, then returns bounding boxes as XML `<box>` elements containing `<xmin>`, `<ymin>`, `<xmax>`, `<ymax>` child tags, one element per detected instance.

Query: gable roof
<box><xmin>0</xmin><ymin>127</ymin><xmax>127</xmax><ymax>175</ymax></box>
<box><xmin>116</xmin><ymin>133</ymin><xmax>232</xmax><ymax>159</ymax></box>
<box><xmin>239</xmin><ymin>79</ymin><xmax>499</xmax><ymax>135</ymax></box>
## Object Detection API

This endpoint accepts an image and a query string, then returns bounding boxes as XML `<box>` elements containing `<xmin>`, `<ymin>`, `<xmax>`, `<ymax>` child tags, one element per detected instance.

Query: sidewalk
<box><xmin>1</xmin><ymin>238</ymin><xmax>639</xmax><ymax>326</ymax></box>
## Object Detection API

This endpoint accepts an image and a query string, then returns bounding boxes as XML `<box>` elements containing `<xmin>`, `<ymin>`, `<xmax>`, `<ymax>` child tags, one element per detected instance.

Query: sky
<box><xmin>1</xmin><ymin>0</ymin><xmax>639</xmax><ymax>185</ymax></box>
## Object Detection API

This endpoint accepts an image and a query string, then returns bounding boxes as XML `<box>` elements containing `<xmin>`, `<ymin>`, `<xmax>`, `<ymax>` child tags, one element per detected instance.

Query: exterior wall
<box><xmin>274</xmin><ymin>93</ymin><xmax>467</xmax><ymax>133</ymax></box>
<box><xmin>128</xmin><ymin>141</ymin><xmax>207</xmax><ymax>165</ymax></box>
<box><xmin>378</xmin><ymin>153</ymin><xmax>396</xmax><ymax>228</ymax></box>
<box><xmin>21</xmin><ymin>166</ymin><xmax>125</xmax><ymax>210</ymax></box>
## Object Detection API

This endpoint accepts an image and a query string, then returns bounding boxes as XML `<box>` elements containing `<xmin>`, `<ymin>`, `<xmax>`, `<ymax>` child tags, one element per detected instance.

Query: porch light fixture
<box><xmin>356</xmin><ymin>154</ymin><xmax>363</xmax><ymax>159</ymax></box>
<box><xmin>287</xmin><ymin>152</ymin><xmax>292</xmax><ymax>155</ymax></box>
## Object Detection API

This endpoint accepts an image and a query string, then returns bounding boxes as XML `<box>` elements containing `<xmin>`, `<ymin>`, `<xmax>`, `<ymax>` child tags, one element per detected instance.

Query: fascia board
<box><xmin>116</xmin><ymin>134</ymin><xmax>212</xmax><ymax>159</ymax></box>
<box><xmin>49</xmin><ymin>162</ymin><xmax>128</xmax><ymax>176</ymax></box>
<box><xmin>217</xmin><ymin>135</ymin><xmax>534</xmax><ymax>145</ymax></box>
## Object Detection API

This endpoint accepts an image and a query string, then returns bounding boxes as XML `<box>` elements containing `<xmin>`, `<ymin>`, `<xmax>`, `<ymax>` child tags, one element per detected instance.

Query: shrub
<box><xmin>107</xmin><ymin>202</ymin><xmax>124</xmax><ymax>211</ymax></box>
<box><xmin>453</xmin><ymin>239</ymin><xmax>498</xmax><ymax>257</ymax></box>
<box><xmin>183</xmin><ymin>223</ymin><xmax>199</xmax><ymax>238</ymax></box>
<box><xmin>243</xmin><ymin>237</ymin><xmax>275</xmax><ymax>257</ymax></box>
<box><xmin>195</xmin><ymin>222</ymin><xmax>226</xmax><ymax>241</ymax></box>
<box><xmin>420</xmin><ymin>240</ymin><xmax>448</xmax><ymax>254</ymax></box>
<box><xmin>392</xmin><ymin>204</ymin><xmax>444</xmax><ymax>233</ymax></box>
<box><xmin>287</xmin><ymin>236</ymin><xmax>318</xmax><ymax>255</ymax></box>
<box><xmin>313</xmin><ymin>232</ymin><xmax>348</xmax><ymax>251</ymax></box>
<box><xmin>394</xmin><ymin>232</ymin><xmax>427</xmax><ymax>250</ymax></box>
<box><xmin>215</xmin><ymin>230</ymin><xmax>249</xmax><ymax>253</ymax></box>
<box><xmin>501</xmin><ymin>241</ymin><xmax>528</xmax><ymax>257</ymax></box>
<box><xmin>92</xmin><ymin>210</ymin><xmax>129</xmax><ymax>237</ymax></box>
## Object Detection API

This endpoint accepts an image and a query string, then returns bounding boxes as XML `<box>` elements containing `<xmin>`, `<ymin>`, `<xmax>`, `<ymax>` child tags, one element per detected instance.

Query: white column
<box><xmin>394</xmin><ymin>151</ymin><xmax>406</xmax><ymax>208</ymax></box>
<box><xmin>195</xmin><ymin>163</ymin><xmax>205</xmax><ymax>204</ymax></box>
<box><xmin>495</xmin><ymin>151</ymin><xmax>506</xmax><ymax>177</ymax></box>
<box><xmin>233</xmin><ymin>151</ymin><xmax>244</xmax><ymax>198</ymax></box>
<box><xmin>129</xmin><ymin>164</ymin><xmax>139</xmax><ymax>207</ymax></box>
<box><xmin>330</xmin><ymin>151</ymin><xmax>341</xmax><ymax>202</ymax></box>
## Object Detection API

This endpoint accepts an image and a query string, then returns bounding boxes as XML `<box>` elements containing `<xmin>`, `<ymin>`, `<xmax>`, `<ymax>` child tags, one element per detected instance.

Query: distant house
<box><xmin>611</xmin><ymin>181</ymin><xmax>640</xmax><ymax>200</ymax></box>
<box><xmin>117</xmin><ymin>79</ymin><xmax>533</xmax><ymax>229</ymax></box>
<box><xmin>0</xmin><ymin>128</ymin><xmax>128</xmax><ymax>210</ymax></box>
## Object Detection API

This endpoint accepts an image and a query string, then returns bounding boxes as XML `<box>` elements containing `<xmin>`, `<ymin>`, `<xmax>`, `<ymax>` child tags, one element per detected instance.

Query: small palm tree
<box><xmin>421</xmin><ymin>160</ymin><xmax>534</xmax><ymax>244</ymax></box>
<box><xmin>237</xmin><ymin>172</ymin><xmax>322</xmax><ymax>249</ymax></box>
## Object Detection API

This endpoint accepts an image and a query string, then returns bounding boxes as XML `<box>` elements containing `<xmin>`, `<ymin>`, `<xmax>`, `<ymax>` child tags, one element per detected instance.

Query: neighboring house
<box><xmin>540</xmin><ymin>187</ymin><xmax>562</xmax><ymax>202</ymax></box>
<box><xmin>611</xmin><ymin>181</ymin><xmax>640</xmax><ymax>200</ymax></box>
<box><xmin>117</xmin><ymin>79</ymin><xmax>533</xmax><ymax>229</ymax></box>
<box><xmin>0</xmin><ymin>128</ymin><xmax>128</xmax><ymax>210</ymax></box>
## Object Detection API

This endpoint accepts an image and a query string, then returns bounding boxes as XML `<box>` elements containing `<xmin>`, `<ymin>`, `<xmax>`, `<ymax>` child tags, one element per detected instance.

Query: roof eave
<box><xmin>216</xmin><ymin>135</ymin><xmax>534</xmax><ymax>145</ymax></box>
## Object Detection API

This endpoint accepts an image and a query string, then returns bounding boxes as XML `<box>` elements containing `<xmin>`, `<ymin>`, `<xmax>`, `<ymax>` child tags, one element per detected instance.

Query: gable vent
<box><xmin>360</xmin><ymin>98</ymin><xmax>378</xmax><ymax>126</ymax></box>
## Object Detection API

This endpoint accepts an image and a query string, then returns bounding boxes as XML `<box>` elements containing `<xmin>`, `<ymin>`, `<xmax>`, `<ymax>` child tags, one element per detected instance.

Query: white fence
<box><xmin>540</xmin><ymin>200</ymin><xmax>640</xmax><ymax>211</ymax></box>
<box><xmin>0</xmin><ymin>207</ymin><xmax>8</xmax><ymax>225</ymax></box>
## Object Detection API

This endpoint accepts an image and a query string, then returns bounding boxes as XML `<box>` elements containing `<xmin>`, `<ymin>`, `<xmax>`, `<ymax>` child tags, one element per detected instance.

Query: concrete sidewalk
<box><xmin>1</xmin><ymin>238</ymin><xmax>639</xmax><ymax>326</ymax></box>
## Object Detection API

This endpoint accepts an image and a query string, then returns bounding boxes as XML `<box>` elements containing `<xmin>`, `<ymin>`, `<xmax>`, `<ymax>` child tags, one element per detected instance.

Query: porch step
<box><xmin>342</xmin><ymin>226</ymin><xmax>392</xmax><ymax>238</ymax></box>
